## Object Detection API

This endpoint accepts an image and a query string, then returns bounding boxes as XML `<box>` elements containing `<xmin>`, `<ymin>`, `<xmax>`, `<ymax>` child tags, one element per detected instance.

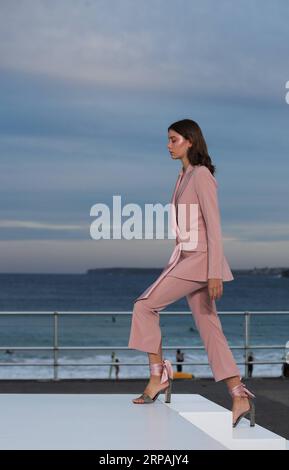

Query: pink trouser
<box><xmin>128</xmin><ymin>275</ymin><xmax>241</xmax><ymax>382</ymax></box>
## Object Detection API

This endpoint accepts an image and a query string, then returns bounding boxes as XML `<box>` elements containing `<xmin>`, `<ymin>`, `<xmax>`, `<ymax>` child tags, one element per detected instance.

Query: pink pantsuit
<box><xmin>128</xmin><ymin>163</ymin><xmax>241</xmax><ymax>382</ymax></box>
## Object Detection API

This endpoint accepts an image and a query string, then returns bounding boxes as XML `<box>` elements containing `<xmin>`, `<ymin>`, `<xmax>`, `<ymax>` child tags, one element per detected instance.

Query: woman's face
<box><xmin>167</xmin><ymin>129</ymin><xmax>192</xmax><ymax>160</ymax></box>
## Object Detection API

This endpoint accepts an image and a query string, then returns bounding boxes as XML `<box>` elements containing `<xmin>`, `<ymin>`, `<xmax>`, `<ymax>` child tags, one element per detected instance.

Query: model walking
<box><xmin>128</xmin><ymin>119</ymin><xmax>255</xmax><ymax>428</ymax></box>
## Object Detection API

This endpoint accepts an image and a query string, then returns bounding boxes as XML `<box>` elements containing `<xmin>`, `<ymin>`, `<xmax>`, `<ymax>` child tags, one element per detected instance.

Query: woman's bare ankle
<box><xmin>149</xmin><ymin>374</ymin><xmax>162</xmax><ymax>383</ymax></box>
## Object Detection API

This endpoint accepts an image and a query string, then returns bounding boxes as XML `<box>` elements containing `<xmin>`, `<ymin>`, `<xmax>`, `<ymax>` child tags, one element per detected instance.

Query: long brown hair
<box><xmin>168</xmin><ymin>119</ymin><xmax>216</xmax><ymax>176</ymax></box>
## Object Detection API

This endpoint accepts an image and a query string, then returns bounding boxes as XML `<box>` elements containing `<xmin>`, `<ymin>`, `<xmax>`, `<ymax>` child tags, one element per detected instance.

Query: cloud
<box><xmin>0</xmin><ymin>1</ymin><xmax>288</xmax><ymax>99</ymax></box>
<box><xmin>0</xmin><ymin>1</ymin><xmax>288</xmax><ymax>270</ymax></box>
<box><xmin>0</xmin><ymin>237</ymin><xmax>289</xmax><ymax>273</ymax></box>
<box><xmin>226</xmin><ymin>222</ymin><xmax>289</xmax><ymax>243</ymax></box>
<box><xmin>0</xmin><ymin>220</ymin><xmax>86</xmax><ymax>230</ymax></box>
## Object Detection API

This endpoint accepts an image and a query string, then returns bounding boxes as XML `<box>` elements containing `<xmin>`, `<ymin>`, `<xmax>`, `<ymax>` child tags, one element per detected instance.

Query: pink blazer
<box><xmin>134</xmin><ymin>163</ymin><xmax>234</xmax><ymax>302</ymax></box>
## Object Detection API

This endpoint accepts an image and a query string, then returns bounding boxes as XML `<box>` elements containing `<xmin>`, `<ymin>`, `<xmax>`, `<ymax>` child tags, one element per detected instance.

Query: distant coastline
<box><xmin>0</xmin><ymin>268</ymin><xmax>288</xmax><ymax>276</ymax></box>
<box><xmin>86</xmin><ymin>267</ymin><xmax>289</xmax><ymax>276</ymax></box>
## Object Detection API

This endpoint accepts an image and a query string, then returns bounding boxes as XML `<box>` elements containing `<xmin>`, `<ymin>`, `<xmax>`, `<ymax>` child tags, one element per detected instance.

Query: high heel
<box><xmin>132</xmin><ymin>359</ymin><xmax>174</xmax><ymax>404</ymax></box>
<box><xmin>229</xmin><ymin>381</ymin><xmax>256</xmax><ymax>428</ymax></box>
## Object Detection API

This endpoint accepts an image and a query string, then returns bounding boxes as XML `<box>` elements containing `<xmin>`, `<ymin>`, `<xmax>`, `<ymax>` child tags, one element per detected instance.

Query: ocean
<box><xmin>0</xmin><ymin>270</ymin><xmax>288</xmax><ymax>380</ymax></box>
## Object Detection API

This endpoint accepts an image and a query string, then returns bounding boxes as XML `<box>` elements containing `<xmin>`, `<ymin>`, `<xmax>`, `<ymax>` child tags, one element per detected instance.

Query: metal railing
<box><xmin>0</xmin><ymin>310</ymin><xmax>288</xmax><ymax>380</ymax></box>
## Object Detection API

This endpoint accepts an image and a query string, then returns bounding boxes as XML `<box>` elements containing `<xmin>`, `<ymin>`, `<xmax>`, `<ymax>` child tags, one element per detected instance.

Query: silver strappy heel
<box><xmin>132</xmin><ymin>359</ymin><xmax>174</xmax><ymax>404</ymax></box>
<box><xmin>230</xmin><ymin>382</ymin><xmax>256</xmax><ymax>427</ymax></box>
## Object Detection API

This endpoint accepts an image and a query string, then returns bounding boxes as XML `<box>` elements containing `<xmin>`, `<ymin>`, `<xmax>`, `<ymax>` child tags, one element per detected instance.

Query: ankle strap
<box><xmin>229</xmin><ymin>382</ymin><xmax>255</xmax><ymax>399</ymax></box>
<box><xmin>149</xmin><ymin>359</ymin><xmax>174</xmax><ymax>384</ymax></box>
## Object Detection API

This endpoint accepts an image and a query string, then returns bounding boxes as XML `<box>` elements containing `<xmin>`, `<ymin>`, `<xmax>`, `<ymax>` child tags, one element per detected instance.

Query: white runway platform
<box><xmin>0</xmin><ymin>394</ymin><xmax>287</xmax><ymax>450</ymax></box>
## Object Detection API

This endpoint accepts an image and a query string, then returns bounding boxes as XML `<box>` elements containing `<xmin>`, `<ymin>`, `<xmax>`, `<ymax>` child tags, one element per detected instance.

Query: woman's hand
<box><xmin>208</xmin><ymin>278</ymin><xmax>223</xmax><ymax>300</ymax></box>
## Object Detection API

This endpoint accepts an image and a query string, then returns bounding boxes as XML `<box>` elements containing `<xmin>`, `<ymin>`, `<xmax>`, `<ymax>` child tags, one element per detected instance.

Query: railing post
<box><xmin>53</xmin><ymin>311</ymin><xmax>59</xmax><ymax>381</ymax></box>
<box><xmin>244</xmin><ymin>311</ymin><xmax>251</xmax><ymax>379</ymax></box>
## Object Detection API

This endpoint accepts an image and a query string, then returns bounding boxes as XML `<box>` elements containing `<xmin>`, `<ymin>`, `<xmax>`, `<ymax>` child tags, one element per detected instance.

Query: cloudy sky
<box><xmin>0</xmin><ymin>0</ymin><xmax>289</xmax><ymax>273</ymax></box>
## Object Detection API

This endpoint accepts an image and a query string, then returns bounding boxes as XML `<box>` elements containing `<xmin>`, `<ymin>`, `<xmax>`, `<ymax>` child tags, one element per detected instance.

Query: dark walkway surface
<box><xmin>1</xmin><ymin>377</ymin><xmax>288</xmax><ymax>440</ymax></box>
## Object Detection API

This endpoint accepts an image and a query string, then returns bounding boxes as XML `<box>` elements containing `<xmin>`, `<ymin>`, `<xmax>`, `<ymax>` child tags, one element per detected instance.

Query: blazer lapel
<box><xmin>170</xmin><ymin>173</ymin><xmax>183</xmax><ymax>238</ymax></box>
<box><xmin>170</xmin><ymin>172</ymin><xmax>183</xmax><ymax>204</ymax></box>
<box><xmin>170</xmin><ymin>165</ymin><xmax>198</xmax><ymax>238</ymax></box>
<box><xmin>175</xmin><ymin>166</ymin><xmax>195</xmax><ymax>203</ymax></box>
